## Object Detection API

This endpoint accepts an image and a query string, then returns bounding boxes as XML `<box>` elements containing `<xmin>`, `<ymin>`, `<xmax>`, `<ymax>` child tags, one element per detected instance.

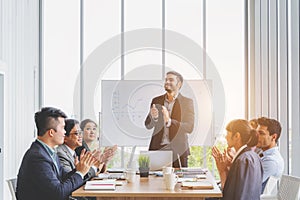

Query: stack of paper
<box><xmin>180</xmin><ymin>168</ymin><xmax>207</xmax><ymax>174</ymax></box>
<box><xmin>177</xmin><ymin>177</ymin><xmax>196</xmax><ymax>183</ymax></box>
<box><xmin>181</xmin><ymin>181</ymin><xmax>213</xmax><ymax>190</ymax></box>
<box><xmin>84</xmin><ymin>180</ymin><xmax>116</xmax><ymax>190</ymax></box>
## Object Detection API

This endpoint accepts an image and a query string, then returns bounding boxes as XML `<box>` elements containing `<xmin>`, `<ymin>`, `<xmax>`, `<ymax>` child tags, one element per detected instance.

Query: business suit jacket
<box><xmin>16</xmin><ymin>140</ymin><xmax>83</xmax><ymax>200</ymax></box>
<box><xmin>75</xmin><ymin>140</ymin><xmax>90</xmax><ymax>157</ymax></box>
<box><xmin>74</xmin><ymin>141</ymin><xmax>107</xmax><ymax>173</ymax></box>
<box><xmin>57</xmin><ymin>144</ymin><xmax>96</xmax><ymax>181</ymax></box>
<box><xmin>145</xmin><ymin>93</ymin><xmax>194</xmax><ymax>160</ymax></box>
<box><xmin>222</xmin><ymin>147</ymin><xmax>263</xmax><ymax>200</ymax></box>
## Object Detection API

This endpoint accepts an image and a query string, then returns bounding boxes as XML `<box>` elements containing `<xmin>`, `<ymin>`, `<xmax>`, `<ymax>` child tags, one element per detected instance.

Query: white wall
<box><xmin>289</xmin><ymin>0</ymin><xmax>300</xmax><ymax>176</ymax></box>
<box><xmin>0</xmin><ymin>63</ymin><xmax>6</xmax><ymax>200</ymax></box>
<box><xmin>0</xmin><ymin>0</ymin><xmax>39</xmax><ymax>199</ymax></box>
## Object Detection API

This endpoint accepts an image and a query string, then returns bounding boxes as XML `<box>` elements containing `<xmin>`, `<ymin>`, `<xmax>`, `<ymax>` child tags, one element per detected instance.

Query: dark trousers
<box><xmin>172</xmin><ymin>154</ymin><xmax>188</xmax><ymax>168</ymax></box>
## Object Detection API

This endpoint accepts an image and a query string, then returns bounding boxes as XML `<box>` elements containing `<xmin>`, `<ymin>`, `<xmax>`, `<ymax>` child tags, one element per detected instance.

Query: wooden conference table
<box><xmin>72</xmin><ymin>171</ymin><xmax>222</xmax><ymax>200</ymax></box>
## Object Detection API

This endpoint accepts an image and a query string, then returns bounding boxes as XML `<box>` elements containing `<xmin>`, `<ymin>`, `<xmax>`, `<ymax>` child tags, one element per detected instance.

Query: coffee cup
<box><xmin>125</xmin><ymin>169</ymin><xmax>136</xmax><ymax>183</ymax></box>
<box><xmin>164</xmin><ymin>173</ymin><xmax>178</xmax><ymax>190</ymax></box>
<box><xmin>162</xmin><ymin>166</ymin><xmax>174</xmax><ymax>175</ymax></box>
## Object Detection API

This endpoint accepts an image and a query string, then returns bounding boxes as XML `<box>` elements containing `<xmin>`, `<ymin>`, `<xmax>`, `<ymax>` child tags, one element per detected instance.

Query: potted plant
<box><xmin>138</xmin><ymin>154</ymin><xmax>150</xmax><ymax>177</ymax></box>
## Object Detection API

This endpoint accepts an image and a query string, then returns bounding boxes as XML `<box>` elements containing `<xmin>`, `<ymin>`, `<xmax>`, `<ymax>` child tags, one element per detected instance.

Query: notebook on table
<box><xmin>84</xmin><ymin>180</ymin><xmax>116</xmax><ymax>190</ymax></box>
<box><xmin>181</xmin><ymin>181</ymin><xmax>213</xmax><ymax>190</ymax></box>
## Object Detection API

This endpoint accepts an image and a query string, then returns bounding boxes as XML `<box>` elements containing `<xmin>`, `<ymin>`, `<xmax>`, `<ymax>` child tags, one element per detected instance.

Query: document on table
<box><xmin>181</xmin><ymin>181</ymin><xmax>214</xmax><ymax>190</ymax></box>
<box><xmin>84</xmin><ymin>180</ymin><xmax>116</xmax><ymax>190</ymax></box>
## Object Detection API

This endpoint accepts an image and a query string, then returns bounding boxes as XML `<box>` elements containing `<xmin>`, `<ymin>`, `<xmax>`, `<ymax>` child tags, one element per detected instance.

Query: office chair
<box><xmin>261</xmin><ymin>176</ymin><xmax>279</xmax><ymax>197</ymax></box>
<box><xmin>260</xmin><ymin>174</ymin><xmax>300</xmax><ymax>200</ymax></box>
<box><xmin>6</xmin><ymin>178</ymin><xmax>17</xmax><ymax>200</ymax></box>
<box><xmin>6</xmin><ymin>178</ymin><xmax>82</xmax><ymax>200</ymax></box>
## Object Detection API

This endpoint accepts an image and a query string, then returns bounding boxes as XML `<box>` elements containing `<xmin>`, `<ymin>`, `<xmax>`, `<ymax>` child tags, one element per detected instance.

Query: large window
<box><xmin>206</xmin><ymin>0</ymin><xmax>245</xmax><ymax>129</ymax></box>
<box><xmin>43</xmin><ymin>0</ymin><xmax>81</xmax><ymax>116</ymax></box>
<box><xmin>246</xmin><ymin>0</ymin><xmax>300</xmax><ymax>176</ymax></box>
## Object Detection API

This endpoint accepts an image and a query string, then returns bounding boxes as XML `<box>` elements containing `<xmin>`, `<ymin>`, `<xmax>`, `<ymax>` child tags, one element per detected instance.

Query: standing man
<box><xmin>257</xmin><ymin>117</ymin><xmax>284</xmax><ymax>192</ymax></box>
<box><xmin>145</xmin><ymin>71</ymin><xmax>194</xmax><ymax>167</ymax></box>
<box><xmin>17</xmin><ymin>107</ymin><xmax>95</xmax><ymax>200</ymax></box>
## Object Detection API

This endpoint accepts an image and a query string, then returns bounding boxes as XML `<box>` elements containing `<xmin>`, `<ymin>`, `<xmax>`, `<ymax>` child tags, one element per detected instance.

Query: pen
<box><xmin>177</xmin><ymin>153</ymin><xmax>182</xmax><ymax>171</ymax></box>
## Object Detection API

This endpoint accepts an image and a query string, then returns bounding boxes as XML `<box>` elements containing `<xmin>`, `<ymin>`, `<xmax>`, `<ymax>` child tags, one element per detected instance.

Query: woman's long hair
<box><xmin>226</xmin><ymin>119</ymin><xmax>258</xmax><ymax>147</ymax></box>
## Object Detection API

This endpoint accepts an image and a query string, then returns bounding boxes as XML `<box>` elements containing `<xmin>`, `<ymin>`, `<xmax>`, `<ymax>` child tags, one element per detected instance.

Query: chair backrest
<box><xmin>278</xmin><ymin>174</ymin><xmax>300</xmax><ymax>200</ymax></box>
<box><xmin>6</xmin><ymin>178</ymin><xmax>17</xmax><ymax>200</ymax></box>
<box><xmin>262</xmin><ymin>176</ymin><xmax>279</xmax><ymax>195</ymax></box>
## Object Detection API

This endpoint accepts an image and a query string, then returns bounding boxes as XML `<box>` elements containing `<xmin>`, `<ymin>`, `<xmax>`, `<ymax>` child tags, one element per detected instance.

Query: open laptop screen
<box><xmin>140</xmin><ymin>150</ymin><xmax>173</xmax><ymax>171</ymax></box>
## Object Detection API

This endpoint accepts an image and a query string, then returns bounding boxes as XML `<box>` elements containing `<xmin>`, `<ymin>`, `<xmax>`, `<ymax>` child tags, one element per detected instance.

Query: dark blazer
<box><xmin>75</xmin><ymin>140</ymin><xmax>90</xmax><ymax>157</ymax></box>
<box><xmin>145</xmin><ymin>93</ymin><xmax>194</xmax><ymax>159</ymax></box>
<box><xmin>16</xmin><ymin>140</ymin><xmax>83</xmax><ymax>200</ymax></box>
<box><xmin>74</xmin><ymin>141</ymin><xmax>106</xmax><ymax>173</ymax></box>
<box><xmin>222</xmin><ymin>147</ymin><xmax>263</xmax><ymax>200</ymax></box>
<box><xmin>57</xmin><ymin>144</ymin><xmax>96</xmax><ymax>181</ymax></box>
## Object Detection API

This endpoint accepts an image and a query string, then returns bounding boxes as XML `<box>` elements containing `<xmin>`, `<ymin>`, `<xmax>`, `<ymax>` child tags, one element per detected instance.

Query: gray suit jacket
<box><xmin>56</xmin><ymin>144</ymin><xmax>76</xmax><ymax>172</ymax></box>
<box><xmin>56</xmin><ymin>144</ymin><xmax>96</xmax><ymax>181</ymax></box>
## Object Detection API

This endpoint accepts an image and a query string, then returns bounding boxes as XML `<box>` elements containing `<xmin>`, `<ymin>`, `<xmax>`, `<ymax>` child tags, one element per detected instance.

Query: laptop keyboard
<box><xmin>98</xmin><ymin>173</ymin><xmax>126</xmax><ymax>180</ymax></box>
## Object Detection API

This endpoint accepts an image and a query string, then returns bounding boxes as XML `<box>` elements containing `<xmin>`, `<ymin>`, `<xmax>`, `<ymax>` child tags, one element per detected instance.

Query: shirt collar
<box><xmin>165</xmin><ymin>93</ymin><xmax>179</xmax><ymax>102</ymax></box>
<box><xmin>232</xmin><ymin>145</ymin><xmax>247</xmax><ymax>163</ymax></box>
<box><xmin>262</xmin><ymin>146</ymin><xmax>278</xmax><ymax>156</ymax></box>
<box><xmin>64</xmin><ymin>144</ymin><xmax>76</xmax><ymax>157</ymax></box>
<box><xmin>37</xmin><ymin>138</ymin><xmax>55</xmax><ymax>157</ymax></box>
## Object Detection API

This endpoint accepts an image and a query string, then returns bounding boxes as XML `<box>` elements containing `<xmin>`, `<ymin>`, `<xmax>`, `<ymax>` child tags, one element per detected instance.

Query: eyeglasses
<box><xmin>70</xmin><ymin>130</ymin><xmax>83</xmax><ymax>136</ymax></box>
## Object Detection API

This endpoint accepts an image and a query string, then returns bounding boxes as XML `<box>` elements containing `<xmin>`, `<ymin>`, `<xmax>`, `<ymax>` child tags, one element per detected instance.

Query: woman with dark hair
<box><xmin>75</xmin><ymin>119</ymin><xmax>117</xmax><ymax>173</ymax></box>
<box><xmin>75</xmin><ymin>119</ymin><xmax>98</xmax><ymax>153</ymax></box>
<box><xmin>212</xmin><ymin>119</ymin><xmax>263</xmax><ymax>200</ymax></box>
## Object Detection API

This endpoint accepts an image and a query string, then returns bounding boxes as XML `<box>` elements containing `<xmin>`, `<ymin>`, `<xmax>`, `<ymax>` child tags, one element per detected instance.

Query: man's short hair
<box><xmin>80</xmin><ymin>119</ymin><xmax>97</xmax><ymax>131</ymax></box>
<box><xmin>166</xmin><ymin>71</ymin><xmax>183</xmax><ymax>84</ymax></box>
<box><xmin>64</xmin><ymin>119</ymin><xmax>79</xmax><ymax>137</ymax></box>
<box><xmin>257</xmin><ymin>117</ymin><xmax>282</xmax><ymax>142</ymax></box>
<box><xmin>34</xmin><ymin>107</ymin><xmax>67</xmax><ymax>136</ymax></box>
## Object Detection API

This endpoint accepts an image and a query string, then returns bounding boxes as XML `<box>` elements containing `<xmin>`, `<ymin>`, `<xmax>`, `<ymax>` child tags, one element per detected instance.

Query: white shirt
<box><xmin>65</xmin><ymin>144</ymin><xmax>76</xmax><ymax>159</ymax></box>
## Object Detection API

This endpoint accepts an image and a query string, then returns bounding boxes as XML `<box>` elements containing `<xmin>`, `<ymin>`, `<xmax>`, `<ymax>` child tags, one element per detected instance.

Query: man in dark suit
<box><xmin>145</xmin><ymin>71</ymin><xmax>194</xmax><ymax>167</ymax></box>
<box><xmin>16</xmin><ymin>107</ymin><xmax>96</xmax><ymax>200</ymax></box>
<box><xmin>57</xmin><ymin>119</ymin><xmax>107</xmax><ymax>181</ymax></box>
<box><xmin>56</xmin><ymin>119</ymin><xmax>97</xmax><ymax>180</ymax></box>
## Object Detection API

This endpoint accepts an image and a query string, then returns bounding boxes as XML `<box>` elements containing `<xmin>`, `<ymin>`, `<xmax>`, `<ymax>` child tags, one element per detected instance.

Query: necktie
<box><xmin>73</xmin><ymin>153</ymin><xmax>77</xmax><ymax>161</ymax></box>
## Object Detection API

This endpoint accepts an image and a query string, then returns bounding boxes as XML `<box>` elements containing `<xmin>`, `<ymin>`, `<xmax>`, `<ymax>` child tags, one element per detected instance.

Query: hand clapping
<box><xmin>75</xmin><ymin>149</ymin><xmax>96</xmax><ymax>175</ymax></box>
<box><xmin>101</xmin><ymin>145</ymin><xmax>117</xmax><ymax>164</ymax></box>
<box><xmin>161</xmin><ymin>106</ymin><xmax>170</xmax><ymax>124</ymax></box>
<box><xmin>212</xmin><ymin>146</ymin><xmax>232</xmax><ymax>173</ymax></box>
<box><xmin>150</xmin><ymin>104</ymin><xmax>159</xmax><ymax>119</ymax></box>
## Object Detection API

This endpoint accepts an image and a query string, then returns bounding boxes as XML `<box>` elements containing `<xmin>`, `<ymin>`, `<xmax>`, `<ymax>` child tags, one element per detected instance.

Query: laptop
<box><xmin>140</xmin><ymin>150</ymin><xmax>173</xmax><ymax>171</ymax></box>
<box><xmin>97</xmin><ymin>173</ymin><xmax>126</xmax><ymax>180</ymax></box>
